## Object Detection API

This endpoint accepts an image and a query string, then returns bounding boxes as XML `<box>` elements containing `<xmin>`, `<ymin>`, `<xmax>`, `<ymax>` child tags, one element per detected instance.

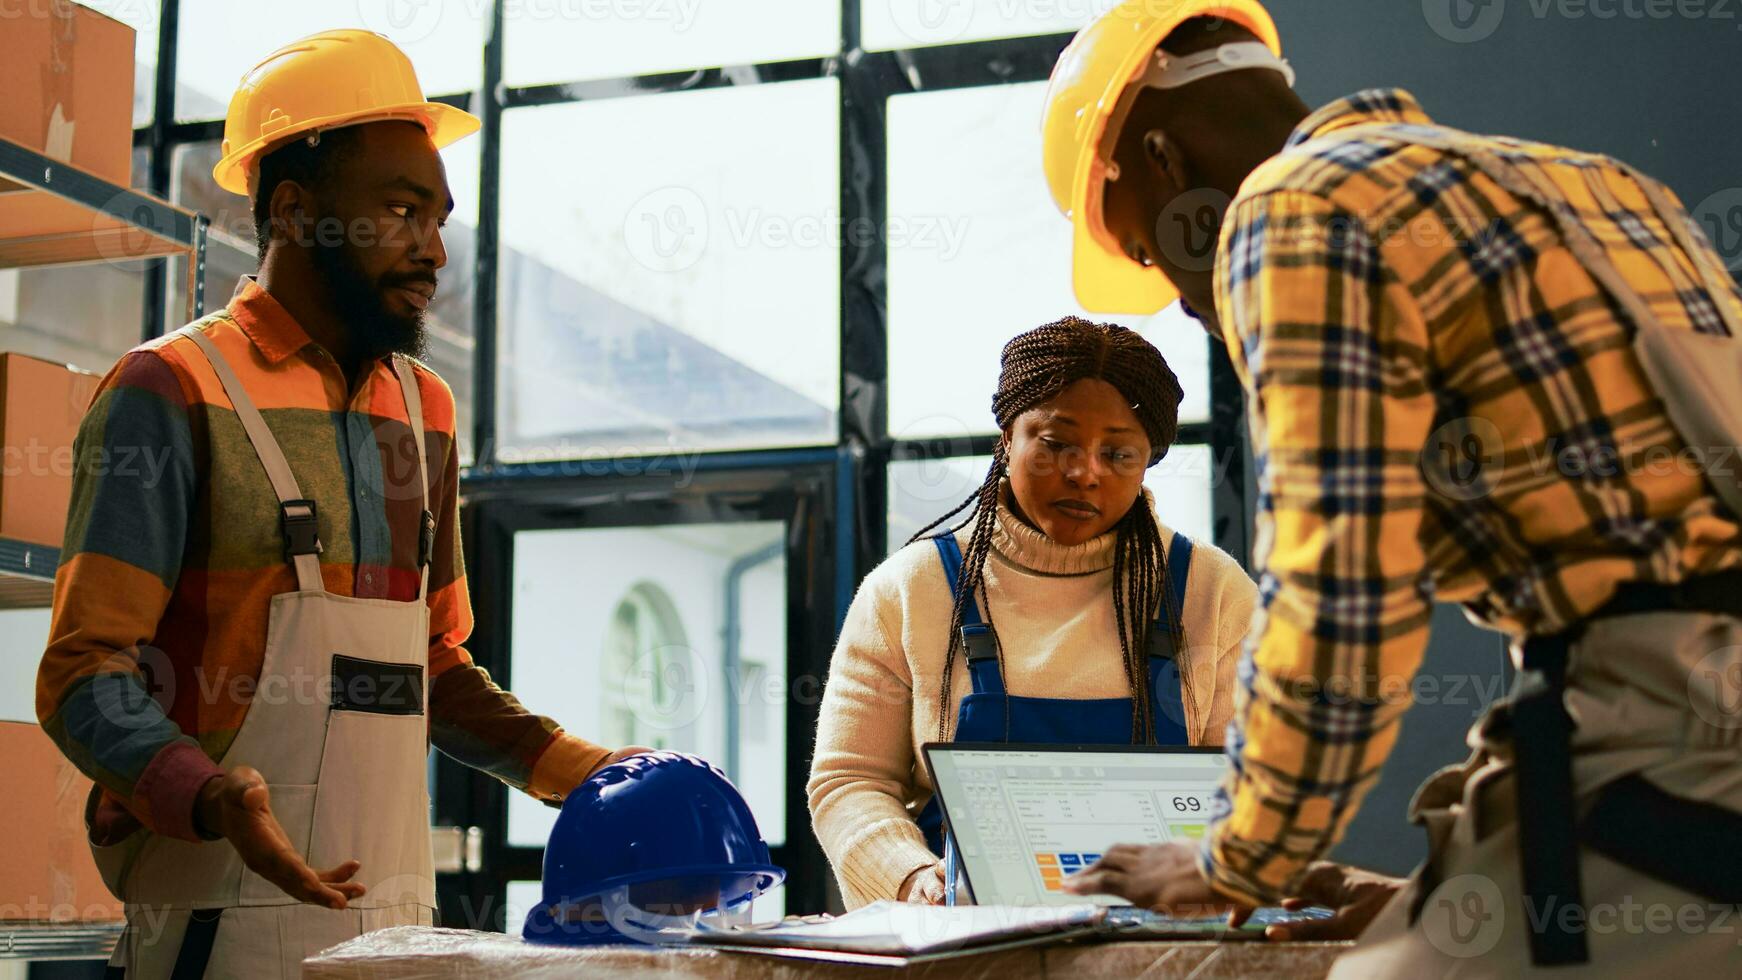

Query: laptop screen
<box><xmin>922</xmin><ymin>744</ymin><xmax>1230</xmax><ymax>907</ymax></box>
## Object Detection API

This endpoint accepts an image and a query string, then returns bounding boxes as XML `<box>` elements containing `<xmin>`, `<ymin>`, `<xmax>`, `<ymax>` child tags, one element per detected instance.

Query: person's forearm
<box><xmin>40</xmin><ymin>669</ymin><xmax>223</xmax><ymax>842</ymax></box>
<box><xmin>428</xmin><ymin>659</ymin><xmax>608</xmax><ymax>800</ymax></box>
<box><xmin>1204</xmin><ymin>190</ymin><xmax>1437</xmax><ymax>901</ymax></box>
<box><xmin>37</xmin><ymin>349</ymin><xmax>211</xmax><ymax>840</ymax></box>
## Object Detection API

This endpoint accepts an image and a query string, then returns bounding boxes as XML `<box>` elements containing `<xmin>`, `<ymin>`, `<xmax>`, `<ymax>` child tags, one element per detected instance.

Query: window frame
<box><xmin>450</xmin><ymin>453</ymin><xmax>843</xmax><ymax>921</ymax></box>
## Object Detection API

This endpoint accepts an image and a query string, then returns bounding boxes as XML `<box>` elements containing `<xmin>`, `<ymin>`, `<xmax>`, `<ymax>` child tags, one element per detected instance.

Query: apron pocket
<box><xmin>238</xmin><ymin>783</ymin><xmax>317</xmax><ymax>905</ymax></box>
<box><xmin>329</xmin><ymin>655</ymin><xmax>425</xmax><ymax>716</ymax></box>
<box><xmin>304</xmin><ymin>710</ymin><xmax>434</xmax><ymax>911</ymax></box>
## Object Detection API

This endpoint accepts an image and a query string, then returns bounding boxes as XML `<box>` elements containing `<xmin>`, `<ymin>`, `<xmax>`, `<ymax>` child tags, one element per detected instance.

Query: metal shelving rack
<box><xmin>0</xmin><ymin>537</ymin><xmax>56</xmax><ymax>609</ymax></box>
<box><xmin>0</xmin><ymin>134</ymin><xmax>207</xmax><ymax>613</ymax></box>
<box><xmin>0</xmin><ymin>921</ymin><xmax>123</xmax><ymax>962</ymax></box>
<box><xmin>0</xmin><ymin>136</ymin><xmax>206</xmax><ymax>276</ymax></box>
<box><xmin>0</xmin><ymin>136</ymin><xmax>205</xmax><ymax>961</ymax></box>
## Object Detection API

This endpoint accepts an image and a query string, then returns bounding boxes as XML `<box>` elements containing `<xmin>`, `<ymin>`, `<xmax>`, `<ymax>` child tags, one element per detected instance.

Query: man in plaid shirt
<box><xmin>1046</xmin><ymin>5</ymin><xmax>1742</xmax><ymax>974</ymax></box>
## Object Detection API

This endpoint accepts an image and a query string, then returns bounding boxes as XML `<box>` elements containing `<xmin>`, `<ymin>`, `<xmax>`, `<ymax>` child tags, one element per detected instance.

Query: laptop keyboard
<box><xmin>1104</xmin><ymin>905</ymin><xmax>1335</xmax><ymax>932</ymax></box>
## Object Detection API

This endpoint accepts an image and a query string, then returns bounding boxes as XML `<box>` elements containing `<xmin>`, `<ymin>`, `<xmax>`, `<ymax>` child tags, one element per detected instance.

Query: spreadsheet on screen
<box><xmin>928</xmin><ymin>748</ymin><xmax>1228</xmax><ymax>907</ymax></box>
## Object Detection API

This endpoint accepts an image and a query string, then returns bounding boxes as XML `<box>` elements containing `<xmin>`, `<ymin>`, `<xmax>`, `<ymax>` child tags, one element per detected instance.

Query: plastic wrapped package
<box><xmin>302</xmin><ymin>926</ymin><xmax>1351</xmax><ymax>979</ymax></box>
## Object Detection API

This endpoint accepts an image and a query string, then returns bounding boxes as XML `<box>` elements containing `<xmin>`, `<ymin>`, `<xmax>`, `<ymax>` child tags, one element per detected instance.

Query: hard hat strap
<box><xmin>1146</xmin><ymin>41</ymin><xmax>1293</xmax><ymax>91</ymax></box>
<box><xmin>1098</xmin><ymin>42</ymin><xmax>1294</xmax><ymax>183</ymax></box>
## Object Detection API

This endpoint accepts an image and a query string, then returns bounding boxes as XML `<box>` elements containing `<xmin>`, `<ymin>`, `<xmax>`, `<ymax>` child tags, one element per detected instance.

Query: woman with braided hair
<box><xmin>807</xmin><ymin>316</ymin><xmax>1258</xmax><ymax>908</ymax></box>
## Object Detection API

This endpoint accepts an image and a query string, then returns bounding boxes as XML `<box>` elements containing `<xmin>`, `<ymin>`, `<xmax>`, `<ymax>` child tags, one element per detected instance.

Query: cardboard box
<box><xmin>0</xmin><ymin>2</ymin><xmax>147</xmax><ymax>263</ymax></box>
<box><xmin>0</xmin><ymin>352</ymin><xmax>102</xmax><ymax>548</ymax></box>
<box><xmin>0</xmin><ymin>1</ymin><xmax>136</xmax><ymax>185</ymax></box>
<box><xmin>0</xmin><ymin>721</ymin><xmax>123</xmax><ymax>921</ymax></box>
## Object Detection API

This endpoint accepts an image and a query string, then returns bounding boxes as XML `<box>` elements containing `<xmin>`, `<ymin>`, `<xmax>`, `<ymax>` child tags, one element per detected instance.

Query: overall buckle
<box><xmin>418</xmin><ymin>509</ymin><xmax>437</xmax><ymax>569</ymax></box>
<box><xmin>279</xmin><ymin>499</ymin><xmax>324</xmax><ymax>562</ymax></box>
<box><xmin>960</xmin><ymin>624</ymin><xmax>998</xmax><ymax>662</ymax></box>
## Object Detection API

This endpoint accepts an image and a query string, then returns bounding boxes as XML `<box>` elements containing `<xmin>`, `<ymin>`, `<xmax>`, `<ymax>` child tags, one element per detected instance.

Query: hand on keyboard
<box><xmin>1263</xmin><ymin>862</ymin><xmax>1406</xmax><ymax>942</ymax></box>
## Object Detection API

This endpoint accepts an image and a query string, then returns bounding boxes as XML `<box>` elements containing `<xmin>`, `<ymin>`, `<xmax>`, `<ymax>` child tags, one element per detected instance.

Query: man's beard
<box><xmin>310</xmin><ymin>233</ymin><xmax>430</xmax><ymax>363</ymax></box>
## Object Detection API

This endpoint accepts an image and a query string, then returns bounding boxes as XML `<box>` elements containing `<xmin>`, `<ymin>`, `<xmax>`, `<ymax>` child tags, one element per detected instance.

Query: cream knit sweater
<box><xmin>806</xmin><ymin>492</ymin><xmax>1260</xmax><ymax>909</ymax></box>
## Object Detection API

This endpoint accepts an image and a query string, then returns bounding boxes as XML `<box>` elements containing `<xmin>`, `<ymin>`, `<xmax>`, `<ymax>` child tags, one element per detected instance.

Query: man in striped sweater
<box><xmin>36</xmin><ymin>31</ymin><xmax>643</xmax><ymax>976</ymax></box>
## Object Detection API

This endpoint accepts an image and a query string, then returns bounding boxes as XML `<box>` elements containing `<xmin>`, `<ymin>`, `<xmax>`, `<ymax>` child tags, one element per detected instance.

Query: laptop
<box><xmin>920</xmin><ymin>743</ymin><xmax>1331</xmax><ymax>938</ymax></box>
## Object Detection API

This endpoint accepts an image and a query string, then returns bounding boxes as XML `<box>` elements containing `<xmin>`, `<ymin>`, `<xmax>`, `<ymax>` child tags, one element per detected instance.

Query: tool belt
<box><xmin>1504</xmin><ymin>568</ymin><xmax>1742</xmax><ymax>967</ymax></box>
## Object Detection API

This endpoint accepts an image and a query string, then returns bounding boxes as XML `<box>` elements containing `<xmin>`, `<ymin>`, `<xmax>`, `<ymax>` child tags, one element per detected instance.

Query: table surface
<box><xmin>303</xmin><ymin>926</ymin><xmax>1352</xmax><ymax>980</ymax></box>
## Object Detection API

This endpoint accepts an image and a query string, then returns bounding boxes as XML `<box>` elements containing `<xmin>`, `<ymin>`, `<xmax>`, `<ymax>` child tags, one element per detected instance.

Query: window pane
<box><xmin>79</xmin><ymin>0</ymin><xmax>160</xmax><ymax>128</ymax></box>
<box><xmin>504</xmin><ymin>0</ymin><xmax>839</xmax><ymax>87</ymax></box>
<box><xmin>174</xmin><ymin>1</ymin><xmax>486</xmax><ymax>122</ymax></box>
<box><xmin>887</xmin><ymin>446</ymin><xmax>1214</xmax><ymax>553</ymax></box>
<box><xmin>885</xmin><ymin>82</ymin><xmax>1208</xmax><ymax>442</ymax></box>
<box><xmin>0</xmin><ymin>148</ymin><xmax>153</xmax><ymax>375</ymax></box>
<box><xmin>506</xmin><ymin>523</ymin><xmax>789</xmax><ymax>854</ymax></box>
<box><xmin>496</xmin><ymin>80</ymin><xmax>839</xmax><ymax>460</ymax></box>
<box><xmin>167</xmin><ymin>135</ymin><xmax>482</xmax><ymax>462</ymax></box>
<box><xmin>0</xmin><ymin>610</ymin><xmax>51</xmax><ymax>723</ymax></box>
<box><xmin>863</xmin><ymin>0</ymin><xmax>1114</xmax><ymax>52</ymax></box>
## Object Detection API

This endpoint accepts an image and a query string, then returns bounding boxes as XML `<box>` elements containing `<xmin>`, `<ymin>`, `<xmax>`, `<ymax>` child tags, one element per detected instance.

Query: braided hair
<box><xmin>907</xmin><ymin>316</ymin><xmax>1185</xmax><ymax>744</ymax></box>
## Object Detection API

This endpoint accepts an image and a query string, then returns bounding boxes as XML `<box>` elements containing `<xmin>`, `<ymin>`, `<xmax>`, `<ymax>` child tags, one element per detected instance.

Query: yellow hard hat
<box><xmin>1042</xmin><ymin>2</ymin><xmax>1283</xmax><ymax>314</ymax></box>
<box><xmin>213</xmin><ymin>29</ymin><xmax>482</xmax><ymax>196</ymax></box>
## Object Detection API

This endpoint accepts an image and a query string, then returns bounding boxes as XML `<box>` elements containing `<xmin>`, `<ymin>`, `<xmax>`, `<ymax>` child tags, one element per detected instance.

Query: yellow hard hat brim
<box><xmin>1070</xmin><ymin>206</ymin><xmax>1182</xmax><ymax>315</ymax></box>
<box><xmin>1054</xmin><ymin>1</ymin><xmax>1283</xmax><ymax>315</ymax></box>
<box><xmin>212</xmin><ymin>100</ymin><xmax>482</xmax><ymax>196</ymax></box>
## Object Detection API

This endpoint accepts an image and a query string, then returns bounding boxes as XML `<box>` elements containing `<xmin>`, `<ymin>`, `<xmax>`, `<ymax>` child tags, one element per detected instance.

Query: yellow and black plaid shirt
<box><xmin>1203</xmin><ymin>89</ymin><xmax>1742</xmax><ymax>902</ymax></box>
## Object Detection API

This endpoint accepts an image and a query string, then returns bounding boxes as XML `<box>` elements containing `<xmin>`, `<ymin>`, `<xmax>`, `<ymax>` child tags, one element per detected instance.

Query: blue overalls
<box><xmin>914</xmin><ymin>530</ymin><xmax>1196</xmax><ymax>900</ymax></box>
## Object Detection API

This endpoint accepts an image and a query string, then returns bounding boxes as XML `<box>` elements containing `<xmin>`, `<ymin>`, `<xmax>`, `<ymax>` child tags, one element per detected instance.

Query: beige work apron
<box><xmin>1318</xmin><ymin>125</ymin><xmax>1742</xmax><ymax>977</ymax></box>
<box><xmin>1330</xmin><ymin>613</ymin><xmax>1742</xmax><ymax>977</ymax></box>
<box><xmin>95</xmin><ymin>328</ymin><xmax>437</xmax><ymax>979</ymax></box>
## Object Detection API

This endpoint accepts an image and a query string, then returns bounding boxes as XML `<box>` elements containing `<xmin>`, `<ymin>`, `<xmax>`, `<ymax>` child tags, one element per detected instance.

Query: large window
<box><xmin>495</xmin><ymin>79</ymin><xmax>841</xmax><ymax>460</ymax></box>
<box><xmin>885</xmin><ymin>82</ymin><xmax>1210</xmax><ymax>441</ymax></box>
<box><xmin>505</xmin><ymin>522</ymin><xmax>788</xmax><ymax>852</ymax></box>
<box><xmin>504</xmin><ymin>0</ymin><xmax>839</xmax><ymax>86</ymax></box>
<box><xmin>863</xmin><ymin>0</ymin><xmax>1115</xmax><ymax>51</ymax></box>
<box><xmin>174</xmin><ymin>1</ymin><xmax>485</xmax><ymax>119</ymax></box>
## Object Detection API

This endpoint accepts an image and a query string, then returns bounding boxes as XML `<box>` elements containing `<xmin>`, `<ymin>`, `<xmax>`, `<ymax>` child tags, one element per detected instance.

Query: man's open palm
<box><xmin>196</xmin><ymin>766</ymin><xmax>366</xmax><ymax>909</ymax></box>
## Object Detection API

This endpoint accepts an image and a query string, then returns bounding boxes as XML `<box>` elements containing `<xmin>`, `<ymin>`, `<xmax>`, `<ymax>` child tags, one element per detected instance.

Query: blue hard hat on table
<box><xmin>523</xmin><ymin>750</ymin><xmax>785</xmax><ymax>945</ymax></box>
